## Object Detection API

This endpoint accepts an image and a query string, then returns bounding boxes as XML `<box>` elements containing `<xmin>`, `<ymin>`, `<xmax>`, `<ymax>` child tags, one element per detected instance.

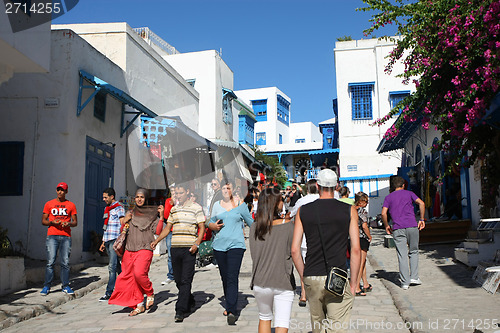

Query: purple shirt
<box><xmin>383</xmin><ymin>189</ymin><xmax>420</xmax><ymax>230</ymax></box>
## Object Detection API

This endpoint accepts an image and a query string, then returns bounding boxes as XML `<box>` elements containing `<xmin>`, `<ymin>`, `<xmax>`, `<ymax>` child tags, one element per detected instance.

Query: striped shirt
<box><xmin>167</xmin><ymin>200</ymin><xmax>205</xmax><ymax>248</ymax></box>
<box><xmin>102</xmin><ymin>202</ymin><xmax>125</xmax><ymax>242</ymax></box>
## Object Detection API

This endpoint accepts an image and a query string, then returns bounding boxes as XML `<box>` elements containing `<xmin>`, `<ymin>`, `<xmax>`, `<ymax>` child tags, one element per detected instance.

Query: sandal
<box><xmin>355</xmin><ymin>291</ymin><xmax>367</xmax><ymax>296</ymax></box>
<box><xmin>298</xmin><ymin>300</ymin><xmax>307</xmax><ymax>307</ymax></box>
<box><xmin>364</xmin><ymin>284</ymin><xmax>373</xmax><ymax>292</ymax></box>
<box><xmin>129</xmin><ymin>306</ymin><xmax>145</xmax><ymax>316</ymax></box>
<box><xmin>146</xmin><ymin>295</ymin><xmax>154</xmax><ymax>310</ymax></box>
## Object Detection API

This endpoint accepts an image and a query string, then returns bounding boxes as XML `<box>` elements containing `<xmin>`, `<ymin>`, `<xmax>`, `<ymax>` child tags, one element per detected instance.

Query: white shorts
<box><xmin>253</xmin><ymin>285</ymin><xmax>294</xmax><ymax>328</ymax></box>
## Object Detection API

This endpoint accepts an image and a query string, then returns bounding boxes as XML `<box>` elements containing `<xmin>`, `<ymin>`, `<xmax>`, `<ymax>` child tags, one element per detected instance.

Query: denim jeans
<box><xmin>105</xmin><ymin>239</ymin><xmax>121</xmax><ymax>296</ymax></box>
<box><xmin>44</xmin><ymin>235</ymin><xmax>72</xmax><ymax>288</ymax></box>
<box><xmin>165</xmin><ymin>233</ymin><xmax>174</xmax><ymax>280</ymax></box>
<box><xmin>213</xmin><ymin>248</ymin><xmax>245</xmax><ymax>314</ymax></box>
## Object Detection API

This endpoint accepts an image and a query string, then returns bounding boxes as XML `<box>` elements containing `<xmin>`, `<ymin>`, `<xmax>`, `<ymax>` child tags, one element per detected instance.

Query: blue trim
<box><xmin>256</xmin><ymin>132</ymin><xmax>266</xmax><ymax>145</ymax></box>
<box><xmin>339</xmin><ymin>173</ymin><xmax>393</xmax><ymax>181</ymax></box>
<box><xmin>266</xmin><ymin>148</ymin><xmax>339</xmax><ymax>156</ymax></box>
<box><xmin>348</xmin><ymin>81</ymin><xmax>375</xmax><ymax>87</ymax></box>
<box><xmin>389</xmin><ymin>90</ymin><xmax>411</xmax><ymax>95</ymax></box>
<box><xmin>78</xmin><ymin>70</ymin><xmax>158</xmax><ymax>137</ymax></box>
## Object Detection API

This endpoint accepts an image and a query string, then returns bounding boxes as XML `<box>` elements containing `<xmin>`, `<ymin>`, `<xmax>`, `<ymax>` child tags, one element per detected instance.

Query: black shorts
<box><xmin>360</xmin><ymin>238</ymin><xmax>370</xmax><ymax>251</ymax></box>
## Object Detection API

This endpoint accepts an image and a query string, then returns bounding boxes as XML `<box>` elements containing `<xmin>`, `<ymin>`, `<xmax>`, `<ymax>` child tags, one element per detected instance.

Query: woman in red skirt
<box><xmin>109</xmin><ymin>188</ymin><xmax>164</xmax><ymax>316</ymax></box>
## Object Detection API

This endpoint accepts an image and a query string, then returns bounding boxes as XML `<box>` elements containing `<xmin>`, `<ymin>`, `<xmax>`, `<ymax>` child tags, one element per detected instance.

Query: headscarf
<box><xmin>130</xmin><ymin>188</ymin><xmax>158</xmax><ymax>231</ymax></box>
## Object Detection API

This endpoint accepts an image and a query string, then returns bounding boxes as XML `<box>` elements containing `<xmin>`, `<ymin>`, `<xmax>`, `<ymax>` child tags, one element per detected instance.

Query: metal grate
<box><xmin>351</xmin><ymin>84</ymin><xmax>373</xmax><ymax>120</ymax></box>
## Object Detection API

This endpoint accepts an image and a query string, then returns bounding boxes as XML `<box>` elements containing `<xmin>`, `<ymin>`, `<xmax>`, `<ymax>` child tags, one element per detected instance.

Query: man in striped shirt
<box><xmin>152</xmin><ymin>183</ymin><xmax>205</xmax><ymax>322</ymax></box>
<box><xmin>99</xmin><ymin>188</ymin><xmax>125</xmax><ymax>301</ymax></box>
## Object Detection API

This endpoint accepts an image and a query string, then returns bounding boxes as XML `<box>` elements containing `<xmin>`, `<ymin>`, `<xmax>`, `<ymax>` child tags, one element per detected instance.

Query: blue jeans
<box><xmin>105</xmin><ymin>239</ymin><xmax>121</xmax><ymax>296</ymax></box>
<box><xmin>44</xmin><ymin>235</ymin><xmax>72</xmax><ymax>288</ymax></box>
<box><xmin>165</xmin><ymin>233</ymin><xmax>174</xmax><ymax>280</ymax></box>
<box><xmin>213</xmin><ymin>248</ymin><xmax>245</xmax><ymax>314</ymax></box>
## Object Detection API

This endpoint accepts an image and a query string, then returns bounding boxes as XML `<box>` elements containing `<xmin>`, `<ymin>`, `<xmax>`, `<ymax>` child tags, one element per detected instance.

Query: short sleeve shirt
<box><xmin>102</xmin><ymin>203</ymin><xmax>125</xmax><ymax>242</ymax></box>
<box><xmin>43</xmin><ymin>199</ymin><xmax>77</xmax><ymax>237</ymax></box>
<box><xmin>383</xmin><ymin>189</ymin><xmax>420</xmax><ymax>230</ymax></box>
<box><xmin>167</xmin><ymin>200</ymin><xmax>205</xmax><ymax>247</ymax></box>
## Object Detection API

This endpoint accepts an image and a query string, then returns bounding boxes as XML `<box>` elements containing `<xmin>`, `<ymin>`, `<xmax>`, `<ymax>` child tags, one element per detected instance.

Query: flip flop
<box><xmin>129</xmin><ymin>306</ymin><xmax>145</xmax><ymax>316</ymax></box>
<box><xmin>355</xmin><ymin>291</ymin><xmax>367</xmax><ymax>296</ymax></box>
<box><xmin>146</xmin><ymin>295</ymin><xmax>154</xmax><ymax>309</ymax></box>
<box><xmin>298</xmin><ymin>300</ymin><xmax>307</xmax><ymax>307</ymax></box>
<box><xmin>364</xmin><ymin>284</ymin><xmax>373</xmax><ymax>292</ymax></box>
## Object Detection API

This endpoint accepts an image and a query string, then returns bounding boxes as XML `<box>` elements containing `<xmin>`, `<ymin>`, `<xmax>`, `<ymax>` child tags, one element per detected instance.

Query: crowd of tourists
<box><xmin>40</xmin><ymin>172</ymin><xmax>425</xmax><ymax>332</ymax></box>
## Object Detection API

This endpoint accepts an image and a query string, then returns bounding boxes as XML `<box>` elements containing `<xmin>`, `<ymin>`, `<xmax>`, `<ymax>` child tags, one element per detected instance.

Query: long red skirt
<box><xmin>109</xmin><ymin>249</ymin><xmax>154</xmax><ymax>308</ymax></box>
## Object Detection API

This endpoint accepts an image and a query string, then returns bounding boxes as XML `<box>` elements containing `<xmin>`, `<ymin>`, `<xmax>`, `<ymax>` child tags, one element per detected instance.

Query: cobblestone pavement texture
<box><xmin>0</xmin><ymin>228</ymin><xmax>498</xmax><ymax>332</ymax></box>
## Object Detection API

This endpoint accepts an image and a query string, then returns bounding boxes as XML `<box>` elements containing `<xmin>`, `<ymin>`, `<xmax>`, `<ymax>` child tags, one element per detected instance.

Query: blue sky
<box><xmin>54</xmin><ymin>0</ymin><xmax>396</xmax><ymax>125</ymax></box>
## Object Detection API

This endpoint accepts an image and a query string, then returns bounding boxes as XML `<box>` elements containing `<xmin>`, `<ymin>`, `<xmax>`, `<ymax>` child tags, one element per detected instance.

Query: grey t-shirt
<box><xmin>249</xmin><ymin>221</ymin><xmax>296</xmax><ymax>291</ymax></box>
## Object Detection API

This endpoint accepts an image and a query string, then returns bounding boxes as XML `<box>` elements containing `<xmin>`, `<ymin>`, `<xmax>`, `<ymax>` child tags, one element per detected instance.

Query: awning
<box><xmin>377</xmin><ymin>114</ymin><xmax>423</xmax><ymax>153</ymax></box>
<box><xmin>482</xmin><ymin>92</ymin><xmax>500</xmax><ymax>130</ymax></box>
<box><xmin>211</xmin><ymin>139</ymin><xmax>254</xmax><ymax>182</ymax></box>
<box><xmin>308</xmin><ymin>148</ymin><xmax>340</xmax><ymax>155</ymax></box>
<box><xmin>78</xmin><ymin>70</ymin><xmax>157</xmax><ymax>137</ymax></box>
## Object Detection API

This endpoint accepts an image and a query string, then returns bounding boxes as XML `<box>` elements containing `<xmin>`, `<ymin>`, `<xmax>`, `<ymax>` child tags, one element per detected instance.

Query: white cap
<box><xmin>317</xmin><ymin>169</ymin><xmax>338</xmax><ymax>188</ymax></box>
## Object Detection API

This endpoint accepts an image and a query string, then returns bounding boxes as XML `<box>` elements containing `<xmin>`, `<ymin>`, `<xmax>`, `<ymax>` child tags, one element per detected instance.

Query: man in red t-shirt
<box><xmin>40</xmin><ymin>182</ymin><xmax>78</xmax><ymax>296</ymax></box>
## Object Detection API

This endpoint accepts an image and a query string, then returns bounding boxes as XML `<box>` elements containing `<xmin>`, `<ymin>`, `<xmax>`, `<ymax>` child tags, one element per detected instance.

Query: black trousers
<box><xmin>171</xmin><ymin>247</ymin><xmax>196</xmax><ymax>314</ymax></box>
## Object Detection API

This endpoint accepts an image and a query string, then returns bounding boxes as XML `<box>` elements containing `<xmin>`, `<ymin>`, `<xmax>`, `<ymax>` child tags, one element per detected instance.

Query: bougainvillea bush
<box><xmin>360</xmin><ymin>0</ymin><xmax>500</xmax><ymax>215</ymax></box>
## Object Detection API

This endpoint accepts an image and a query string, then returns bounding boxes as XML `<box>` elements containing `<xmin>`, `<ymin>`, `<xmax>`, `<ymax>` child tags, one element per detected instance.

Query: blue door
<box><xmin>83</xmin><ymin>136</ymin><xmax>114</xmax><ymax>252</ymax></box>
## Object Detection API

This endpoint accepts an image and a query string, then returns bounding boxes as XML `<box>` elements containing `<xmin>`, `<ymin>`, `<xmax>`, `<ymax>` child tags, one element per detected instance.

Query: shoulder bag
<box><xmin>315</xmin><ymin>208</ymin><xmax>348</xmax><ymax>297</ymax></box>
<box><xmin>113</xmin><ymin>223</ymin><xmax>129</xmax><ymax>257</ymax></box>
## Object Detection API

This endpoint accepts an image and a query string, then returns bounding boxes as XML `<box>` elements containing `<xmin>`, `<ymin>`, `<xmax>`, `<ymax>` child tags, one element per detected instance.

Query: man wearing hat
<box><xmin>291</xmin><ymin>169</ymin><xmax>361</xmax><ymax>332</ymax></box>
<box><xmin>40</xmin><ymin>182</ymin><xmax>78</xmax><ymax>296</ymax></box>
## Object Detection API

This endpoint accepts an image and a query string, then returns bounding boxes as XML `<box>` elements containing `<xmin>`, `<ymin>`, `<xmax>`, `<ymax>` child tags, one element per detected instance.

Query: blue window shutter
<box><xmin>350</xmin><ymin>83</ymin><xmax>374</xmax><ymax>120</ymax></box>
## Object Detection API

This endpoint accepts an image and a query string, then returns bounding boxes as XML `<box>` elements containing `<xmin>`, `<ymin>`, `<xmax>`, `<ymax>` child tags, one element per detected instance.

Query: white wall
<box><xmin>164</xmin><ymin>50</ymin><xmax>236</xmax><ymax>141</ymax></box>
<box><xmin>334</xmin><ymin>38</ymin><xmax>415</xmax><ymax>214</ymax></box>
<box><xmin>52</xmin><ymin>23</ymin><xmax>200</xmax><ymax>132</ymax></box>
<box><xmin>0</xmin><ymin>10</ymin><xmax>50</xmax><ymax>83</ymax></box>
<box><xmin>290</xmin><ymin>122</ymin><xmax>321</xmax><ymax>143</ymax></box>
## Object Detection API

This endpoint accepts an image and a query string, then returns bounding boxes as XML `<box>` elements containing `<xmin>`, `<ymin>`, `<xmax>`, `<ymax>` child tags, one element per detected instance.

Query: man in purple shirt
<box><xmin>381</xmin><ymin>176</ymin><xmax>425</xmax><ymax>290</ymax></box>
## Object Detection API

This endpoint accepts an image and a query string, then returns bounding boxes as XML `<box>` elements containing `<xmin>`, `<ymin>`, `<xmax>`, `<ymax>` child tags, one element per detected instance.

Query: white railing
<box><xmin>133</xmin><ymin>27</ymin><xmax>180</xmax><ymax>55</ymax></box>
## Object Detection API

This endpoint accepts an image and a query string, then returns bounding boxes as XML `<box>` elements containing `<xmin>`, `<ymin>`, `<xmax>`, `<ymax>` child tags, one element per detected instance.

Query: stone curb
<box><xmin>367</xmin><ymin>252</ymin><xmax>426</xmax><ymax>333</ymax></box>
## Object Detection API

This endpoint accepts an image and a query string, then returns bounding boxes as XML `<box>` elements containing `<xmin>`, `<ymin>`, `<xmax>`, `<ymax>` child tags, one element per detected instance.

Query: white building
<box><xmin>334</xmin><ymin>37</ymin><xmax>416</xmax><ymax>212</ymax></box>
<box><xmin>235</xmin><ymin>87</ymin><xmax>333</xmax><ymax>181</ymax></box>
<box><xmin>0</xmin><ymin>25</ymin><xmax>200</xmax><ymax>263</ymax></box>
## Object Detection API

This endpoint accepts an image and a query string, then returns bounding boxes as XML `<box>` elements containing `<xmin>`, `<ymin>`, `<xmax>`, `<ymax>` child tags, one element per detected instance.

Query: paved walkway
<box><xmin>1</xmin><ymin>228</ymin><xmax>498</xmax><ymax>332</ymax></box>
<box><xmin>367</xmin><ymin>229</ymin><xmax>500</xmax><ymax>333</ymax></box>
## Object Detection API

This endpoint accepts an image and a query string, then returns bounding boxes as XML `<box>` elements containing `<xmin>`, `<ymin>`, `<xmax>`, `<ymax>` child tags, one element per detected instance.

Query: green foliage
<box><xmin>254</xmin><ymin>148</ymin><xmax>288</xmax><ymax>188</ymax></box>
<box><xmin>337</xmin><ymin>35</ymin><xmax>353</xmax><ymax>41</ymax></box>
<box><xmin>0</xmin><ymin>227</ymin><xmax>13</xmax><ymax>257</ymax></box>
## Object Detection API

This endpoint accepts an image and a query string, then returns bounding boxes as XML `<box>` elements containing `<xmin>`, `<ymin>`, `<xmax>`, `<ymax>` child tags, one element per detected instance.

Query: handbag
<box><xmin>113</xmin><ymin>223</ymin><xmax>129</xmax><ymax>257</ymax></box>
<box><xmin>315</xmin><ymin>209</ymin><xmax>348</xmax><ymax>297</ymax></box>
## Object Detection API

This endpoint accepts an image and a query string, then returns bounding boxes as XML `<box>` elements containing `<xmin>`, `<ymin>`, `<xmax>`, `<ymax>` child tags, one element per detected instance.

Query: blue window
<box><xmin>256</xmin><ymin>132</ymin><xmax>266</xmax><ymax>145</ymax></box>
<box><xmin>252</xmin><ymin>99</ymin><xmax>267</xmax><ymax>121</ymax></box>
<box><xmin>349</xmin><ymin>82</ymin><xmax>374</xmax><ymax>120</ymax></box>
<box><xmin>277</xmin><ymin>95</ymin><xmax>290</xmax><ymax>125</ymax></box>
<box><xmin>0</xmin><ymin>142</ymin><xmax>24</xmax><ymax>196</ymax></box>
<box><xmin>389</xmin><ymin>91</ymin><xmax>410</xmax><ymax>116</ymax></box>
<box><xmin>279</xmin><ymin>134</ymin><xmax>283</xmax><ymax>144</ymax></box>
<box><xmin>94</xmin><ymin>90</ymin><xmax>106</xmax><ymax>122</ymax></box>
<box><xmin>295</xmin><ymin>138</ymin><xmax>305</xmax><ymax>143</ymax></box>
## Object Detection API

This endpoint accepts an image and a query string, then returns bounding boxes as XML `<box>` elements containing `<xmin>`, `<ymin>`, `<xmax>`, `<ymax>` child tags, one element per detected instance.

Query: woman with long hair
<box><xmin>108</xmin><ymin>188</ymin><xmax>164</xmax><ymax>316</ymax></box>
<box><xmin>250</xmin><ymin>187</ymin><xmax>295</xmax><ymax>333</ymax></box>
<box><xmin>208</xmin><ymin>179</ymin><xmax>253</xmax><ymax>325</ymax></box>
<box><xmin>354</xmin><ymin>192</ymin><xmax>372</xmax><ymax>296</ymax></box>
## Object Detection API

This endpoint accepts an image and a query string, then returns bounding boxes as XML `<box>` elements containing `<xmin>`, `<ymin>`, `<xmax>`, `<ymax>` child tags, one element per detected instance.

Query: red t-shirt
<box><xmin>43</xmin><ymin>198</ymin><xmax>77</xmax><ymax>237</ymax></box>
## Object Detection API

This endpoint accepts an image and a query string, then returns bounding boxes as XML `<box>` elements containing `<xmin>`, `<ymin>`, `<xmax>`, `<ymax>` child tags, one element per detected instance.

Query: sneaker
<box><xmin>99</xmin><ymin>294</ymin><xmax>111</xmax><ymax>302</ymax></box>
<box><xmin>410</xmin><ymin>278</ymin><xmax>422</xmax><ymax>286</ymax></box>
<box><xmin>174</xmin><ymin>313</ymin><xmax>184</xmax><ymax>322</ymax></box>
<box><xmin>227</xmin><ymin>313</ymin><xmax>236</xmax><ymax>325</ymax></box>
<box><xmin>62</xmin><ymin>286</ymin><xmax>75</xmax><ymax>295</ymax></box>
<box><xmin>401</xmin><ymin>284</ymin><xmax>409</xmax><ymax>290</ymax></box>
<box><xmin>40</xmin><ymin>286</ymin><xmax>50</xmax><ymax>296</ymax></box>
<box><xmin>161</xmin><ymin>278</ymin><xmax>174</xmax><ymax>285</ymax></box>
